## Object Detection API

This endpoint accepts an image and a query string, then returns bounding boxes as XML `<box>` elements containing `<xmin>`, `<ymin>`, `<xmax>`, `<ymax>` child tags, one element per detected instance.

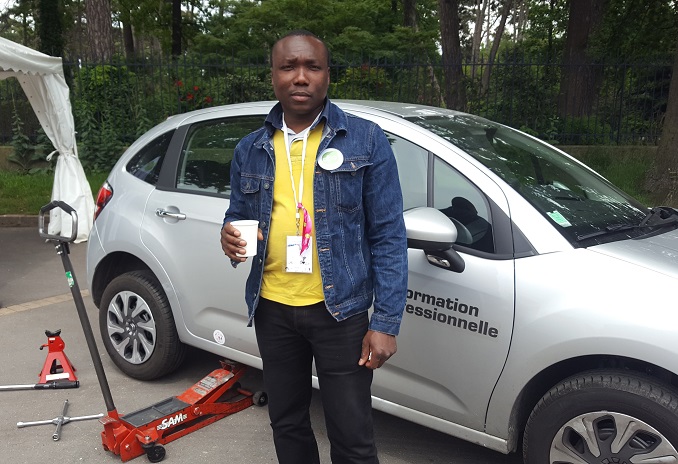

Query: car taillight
<box><xmin>94</xmin><ymin>181</ymin><xmax>113</xmax><ymax>221</ymax></box>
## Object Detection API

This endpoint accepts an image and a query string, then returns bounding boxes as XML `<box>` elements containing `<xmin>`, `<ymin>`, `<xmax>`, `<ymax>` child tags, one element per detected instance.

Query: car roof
<box><xmin>132</xmin><ymin>100</ymin><xmax>481</xmax><ymax>157</ymax></box>
<box><xmin>335</xmin><ymin>100</ymin><xmax>467</xmax><ymax>119</ymax></box>
<box><xmin>163</xmin><ymin>99</ymin><xmax>470</xmax><ymax>127</ymax></box>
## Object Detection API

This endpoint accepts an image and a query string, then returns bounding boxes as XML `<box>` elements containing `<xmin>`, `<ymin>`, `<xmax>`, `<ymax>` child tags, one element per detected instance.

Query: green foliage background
<box><xmin>0</xmin><ymin>0</ymin><xmax>676</xmax><ymax>174</ymax></box>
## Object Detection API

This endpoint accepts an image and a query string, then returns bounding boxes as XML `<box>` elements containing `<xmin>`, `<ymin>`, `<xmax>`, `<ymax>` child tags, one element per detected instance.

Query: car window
<box><xmin>387</xmin><ymin>133</ymin><xmax>428</xmax><ymax>210</ymax></box>
<box><xmin>176</xmin><ymin>116</ymin><xmax>264</xmax><ymax>196</ymax></box>
<box><xmin>407</xmin><ymin>114</ymin><xmax>648</xmax><ymax>246</ymax></box>
<box><xmin>387</xmin><ymin>131</ymin><xmax>495</xmax><ymax>253</ymax></box>
<box><xmin>433</xmin><ymin>157</ymin><xmax>495</xmax><ymax>253</ymax></box>
<box><xmin>126</xmin><ymin>130</ymin><xmax>174</xmax><ymax>185</ymax></box>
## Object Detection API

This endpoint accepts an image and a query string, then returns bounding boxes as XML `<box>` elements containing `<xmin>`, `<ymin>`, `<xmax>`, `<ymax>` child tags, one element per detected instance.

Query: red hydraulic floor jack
<box><xmin>40</xmin><ymin>201</ymin><xmax>267</xmax><ymax>462</ymax></box>
<box><xmin>100</xmin><ymin>360</ymin><xmax>266</xmax><ymax>462</ymax></box>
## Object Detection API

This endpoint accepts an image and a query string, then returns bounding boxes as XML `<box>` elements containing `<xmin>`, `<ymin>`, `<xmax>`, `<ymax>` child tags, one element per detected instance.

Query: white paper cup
<box><xmin>231</xmin><ymin>220</ymin><xmax>259</xmax><ymax>257</ymax></box>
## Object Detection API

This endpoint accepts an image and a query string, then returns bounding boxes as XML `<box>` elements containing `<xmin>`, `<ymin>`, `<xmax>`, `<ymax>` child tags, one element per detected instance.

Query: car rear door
<box><xmin>140</xmin><ymin>112</ymin><xmax>267</xmax><ymax>362</ymax></box>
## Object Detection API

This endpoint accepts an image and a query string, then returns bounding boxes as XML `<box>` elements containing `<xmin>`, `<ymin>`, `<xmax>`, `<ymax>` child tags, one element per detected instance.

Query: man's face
<box><xmin>271</xmin><ymin>35</ymin><xmax>330</xmax><ymax>127</ymax></box>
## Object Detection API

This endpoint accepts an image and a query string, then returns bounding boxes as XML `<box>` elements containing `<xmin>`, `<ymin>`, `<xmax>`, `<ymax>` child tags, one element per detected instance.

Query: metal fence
<box><xmin>0</xmin><ymin>52</ymin><xmax>671</xmax><ymax>154</ymax></box>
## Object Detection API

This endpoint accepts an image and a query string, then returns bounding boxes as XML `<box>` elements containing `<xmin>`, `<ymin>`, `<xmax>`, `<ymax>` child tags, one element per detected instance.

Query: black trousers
<box><xmin>254</xmin><ymin>298</ymin><xmax>379</xmax><ymax>464</ymax></box>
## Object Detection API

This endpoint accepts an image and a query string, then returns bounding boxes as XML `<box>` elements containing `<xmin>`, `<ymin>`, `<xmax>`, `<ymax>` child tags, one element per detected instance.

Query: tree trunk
<box><xmin>557</xmin><ymin>0</ymin><xmax>608</xmax><ymax>118</ymax></box>
<box><xmin>471</xmin><ymin>0</ymin><xmax>488</xmax><ymax>79</ymax></box>
<box><xmin>438</xmin><ymin>0</ymin><xmax>467</xmax><ymax>110</ymax></box>
<box><xmin>36</xmin><ymin>0</ymin><xmax>64</xmax><ymax>57</ymax></box>
<box><xmin>120</xmin><ymin>6</ymin><xmax>135</xmax><ymax>60</ymax></box>
<box><xmin>403</xmin><ymin>0</ymin><xmax>417</xmax><ymax>28</ymax></box>
<box><xmin>513</xmin><ymin>0</ymin><xmax>528</xmax><ymax>42</ymax></box>
<box><xmin>171</xmin><ymin>0</ymin><xmax>182</xmax><ymax>57</ymax></box>
<box><xmin>481</xmin><ymin>0</ymin><xmax>513</xmax><ymax>95</ymax></box>
<box><xmin>547</xmin><ymin>0</ymin><xmax>557</xmax><ymax>63</ymax></box>
<box><xmin>644</xmin><ymin>38</ymin><xmax>678</xmax><ymax>206</ymax></box>
<box><xmin>86</xmin><ymin>0</ymin><xmax>114</xmax><ymax>61</ymax></box>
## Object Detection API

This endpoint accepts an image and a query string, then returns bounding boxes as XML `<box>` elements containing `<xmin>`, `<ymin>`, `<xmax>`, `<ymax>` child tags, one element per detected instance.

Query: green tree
<box><xmin>1</xmin><ymin>0</ymin><xmax>38</xmax><ymax>46</ymax></box>
<box><xmin>518</xmin><ymin>0</ymin><xmax>568</xmax><ymax>61</ymax></box>
<box><xmin>192</xmin><ymin>0</ymin><xmax>438</xmax><ymax>61</ymax></box>
<box><xmin>592</xmin><ymin>0</ymin><xmax>678</xmax><ymax>61</ymax></box>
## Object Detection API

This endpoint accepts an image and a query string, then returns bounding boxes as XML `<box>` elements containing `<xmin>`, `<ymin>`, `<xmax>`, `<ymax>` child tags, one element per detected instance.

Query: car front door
<box><xmin>370</xmin><ymin>126</ymin><xmax>516</xmax><ymax>433</ymax></box>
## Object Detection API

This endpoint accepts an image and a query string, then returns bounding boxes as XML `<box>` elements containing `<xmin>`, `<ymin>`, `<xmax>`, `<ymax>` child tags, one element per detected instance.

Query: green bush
<box><xmin>71</xmin><ymin>65</ymin><xmax>134</xmax><ymax>171</ymax></box>
<box><xmin>560</xmin><ymin>116</ymin><xmax>614</xmax><ymax>145</ymax></box>
<box><xmin>9</xmin><ymin>108</ymin><xmax>53</xmax><ymax>174</ymax></box>
<box><xmin>331</xmin><ymin>65</ymin><xmax>392</xmax><ymax>100</ymax></box>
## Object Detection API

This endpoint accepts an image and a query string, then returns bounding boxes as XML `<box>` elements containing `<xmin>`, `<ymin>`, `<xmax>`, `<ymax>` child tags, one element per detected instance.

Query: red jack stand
<box><xmin>100</xmin><ymin>360</ymin><xmax>267</xmax><ymax>462</ymax></box>
<box><xmin>0</xmin><ymin>328</ymin><xmax>79</xmax><ymax>392</ymax></box>
<box><xmin>38</xmin><ymin>329</ymin><xmax>78</xmax><ymax>383</ymax></box>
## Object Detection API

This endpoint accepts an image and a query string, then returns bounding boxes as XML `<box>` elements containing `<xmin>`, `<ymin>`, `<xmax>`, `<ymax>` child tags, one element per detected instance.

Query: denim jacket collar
<box><xmin>255</xmin><ymin>99</ymin><xmax>348</xmax><ymax>149</ymax></box>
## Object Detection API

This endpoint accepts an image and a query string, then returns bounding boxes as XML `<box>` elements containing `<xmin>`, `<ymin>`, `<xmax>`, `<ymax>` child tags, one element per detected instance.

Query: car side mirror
<box><xmin>403</xmin><ymin>207</ymin><xmax>465</xmax><ymax>272</ymax></box>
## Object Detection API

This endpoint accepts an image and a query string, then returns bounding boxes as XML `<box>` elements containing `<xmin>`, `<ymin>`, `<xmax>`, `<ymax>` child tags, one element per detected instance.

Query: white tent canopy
<box><xmin>0</xmin><ymin>37</ymin><xmax>94</xmax><ymax>242</ymax></box>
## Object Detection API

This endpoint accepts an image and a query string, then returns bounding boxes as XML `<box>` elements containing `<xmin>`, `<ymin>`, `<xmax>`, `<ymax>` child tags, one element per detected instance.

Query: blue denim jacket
<box><xmin>224</xmin><ymin>100</ymin><xmax>407</xmax><ymax>335</ymax></box>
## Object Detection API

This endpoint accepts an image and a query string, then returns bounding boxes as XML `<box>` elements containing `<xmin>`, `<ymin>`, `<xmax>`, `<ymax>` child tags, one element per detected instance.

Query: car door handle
<box><xmin>424</xmin><ymin>250</ymin><xmax>465</xmax><ymax>273</ymax></box>
<box><xmin>156</xmin><ymin>208</ymin><xmax>186</xmax><ymax>220</ymax></box>
<box><xmin>426</xmin><ymin>254</ymin><xmax>450</xmax><ymax>268</ymax></box>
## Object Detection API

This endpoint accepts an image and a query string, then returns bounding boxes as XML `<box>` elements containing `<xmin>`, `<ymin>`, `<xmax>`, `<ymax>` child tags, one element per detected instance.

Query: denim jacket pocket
<box><xmin>329</xmin><ymin>159</ymin><xmax>372</xmax><ymax>213</ymax></box>
<box><xmin>240</xmin><ymin>176</ymin><xmax>261</xmax><ymax>218</ymax></box>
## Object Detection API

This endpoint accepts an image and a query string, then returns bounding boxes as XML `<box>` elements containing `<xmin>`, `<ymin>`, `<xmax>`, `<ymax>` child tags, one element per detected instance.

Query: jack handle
<box><xmin>0</xmin><ymin>380</ymin><xmax>79</xmax><ymax>392</ymax></box>
<box><xmin>39</xmin><ymin>201</ymin><xmax>78</xmax><ymax>243</ymax></box>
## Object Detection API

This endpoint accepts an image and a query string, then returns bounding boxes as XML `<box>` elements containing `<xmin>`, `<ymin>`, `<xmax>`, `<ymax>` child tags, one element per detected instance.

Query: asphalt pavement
<box><xmin>0</xmin><ymin>225</ymin><xmax>523</xmax><ymax>464</ymax></box>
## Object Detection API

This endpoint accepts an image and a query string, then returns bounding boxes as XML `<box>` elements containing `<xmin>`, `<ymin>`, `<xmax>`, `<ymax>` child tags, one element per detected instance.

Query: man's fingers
<box><xmin>221</xmin><ymin>223</ymin><xmax>248</xmax><ymax>260</ymax></box>
<box><xmin>358</xmin><ymin>331</ymin><xmax>397</xmax><ymax>370</ymax></box>
<box><xmin>358</xmin><ymin>340</ymin><xmax>370</xmax><ymax>366</ymax></box>
<box><xmin>365</xmin><ymin>354</ymin><xmax>382</xmax><ymax>370</ymax></box>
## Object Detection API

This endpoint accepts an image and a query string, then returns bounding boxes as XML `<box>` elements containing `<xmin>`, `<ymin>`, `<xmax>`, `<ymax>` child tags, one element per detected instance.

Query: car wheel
<box><xmin>99</xmin><ymin>270</ymin><xmax>186</xmax><ymax>380</ymax></box>
<box><xmin>253</xmin><ymin>391</ymin><xmax>268</xmax><ymax>407</ymax></box>
<box><xmin>523</xmin><ymin>370</ymin><xmax>678</xmax><ymax>464</ymax></box>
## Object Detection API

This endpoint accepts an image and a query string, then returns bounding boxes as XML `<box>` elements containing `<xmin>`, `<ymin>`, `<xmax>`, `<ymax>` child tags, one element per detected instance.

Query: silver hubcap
<box><xmin>550</xmin><ymin>411</ymin><xmax>678</xmax><ymax>463</ymax></box>
<box><xmin>106</xmin><ymin>290</ymin><xmax>157</xmax><ymax>364</ymax></box>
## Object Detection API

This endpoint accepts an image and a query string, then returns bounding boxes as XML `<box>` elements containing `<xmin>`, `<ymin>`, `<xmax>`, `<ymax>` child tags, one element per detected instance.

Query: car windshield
<box><xmin>406</xmin><ymin>113</ymin><xmax>656</xmax><ymax>247</ymax></box>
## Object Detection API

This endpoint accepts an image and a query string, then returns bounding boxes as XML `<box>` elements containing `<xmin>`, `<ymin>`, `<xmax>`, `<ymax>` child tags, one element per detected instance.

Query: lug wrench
<box><xmin>17</xmin><ymin>399</ymin><xmax>103</xmax><ymax>441</ymax></box>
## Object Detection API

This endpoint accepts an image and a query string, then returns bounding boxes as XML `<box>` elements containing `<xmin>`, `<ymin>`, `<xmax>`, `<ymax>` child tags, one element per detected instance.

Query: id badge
<box><xmin>286</xmin><ymin>236</ymin><xmax>313</xmax><ymax>273</ymax></box>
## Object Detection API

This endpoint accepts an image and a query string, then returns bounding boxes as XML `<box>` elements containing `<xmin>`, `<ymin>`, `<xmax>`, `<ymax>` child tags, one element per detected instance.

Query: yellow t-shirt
<box><xmin>260</xmin><ymin>123</ymin><xmax>325</xmax><ymax>306</ymax></box>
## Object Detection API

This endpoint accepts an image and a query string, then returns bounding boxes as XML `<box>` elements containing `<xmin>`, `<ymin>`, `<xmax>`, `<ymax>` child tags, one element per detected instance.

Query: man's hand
<box><xmin>359</xmin><ymin>330</ymin><xmax>397</xmax><ymax>370</ymax></box>
<box><xmin>220</xmin><ymin>222</ymin><xmax>263</xmax><ymax>262</ymax></box>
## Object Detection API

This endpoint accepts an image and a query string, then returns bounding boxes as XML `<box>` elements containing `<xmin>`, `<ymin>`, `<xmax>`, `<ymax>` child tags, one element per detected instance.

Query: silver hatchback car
<box><xmin>87</xmin><ymin>100</ymin><xmax>678</xmax><ymax>463</ymax></box>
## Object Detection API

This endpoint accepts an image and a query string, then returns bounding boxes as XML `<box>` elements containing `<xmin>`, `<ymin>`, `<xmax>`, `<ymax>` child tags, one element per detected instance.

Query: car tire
<box><xmin>523</xmin><ymin>369</ymin><xmax>678</xmax><ymax>464</ymax></box>
<box><xmin>99</xmin><ymin>270</ymin><xmax>186</xmax><ymax>380</ymax></box>
<box><xmin>253</xmin><ymin>391</ymin><xmax>268</xmax><ymax>407</ymax></box>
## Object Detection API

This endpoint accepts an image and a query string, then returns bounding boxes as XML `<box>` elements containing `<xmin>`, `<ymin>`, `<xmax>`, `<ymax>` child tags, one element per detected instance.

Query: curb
<box><xmin>0</xmin><ymin>215</ymin><xmax>39</xmax><ymax>227</ymax></box>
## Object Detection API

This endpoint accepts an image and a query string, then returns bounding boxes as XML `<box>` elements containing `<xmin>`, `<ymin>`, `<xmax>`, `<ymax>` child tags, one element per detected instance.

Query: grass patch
<box><xmin>571</xmin><ymin>148</ymin><xmax>654</xmax><ymax>205</ymax></box>
<box><xmin>0</xmin><ymin>171</ymin><xmax>109</xmax><ymax>215</ymax></box>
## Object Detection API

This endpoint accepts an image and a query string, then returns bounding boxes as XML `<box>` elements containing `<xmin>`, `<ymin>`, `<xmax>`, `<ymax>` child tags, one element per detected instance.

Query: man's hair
<box><xmin>270</xmin><ymin>30</ymin><xmax>331</xmax><ymax>67</ymax></box>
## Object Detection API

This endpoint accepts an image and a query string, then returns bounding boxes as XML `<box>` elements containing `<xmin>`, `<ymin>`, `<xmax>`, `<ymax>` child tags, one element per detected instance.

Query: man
<box><xmin>220</xmin><ymin>30</ymin><xmax>407</xmax><ymax>464</ymax></box>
